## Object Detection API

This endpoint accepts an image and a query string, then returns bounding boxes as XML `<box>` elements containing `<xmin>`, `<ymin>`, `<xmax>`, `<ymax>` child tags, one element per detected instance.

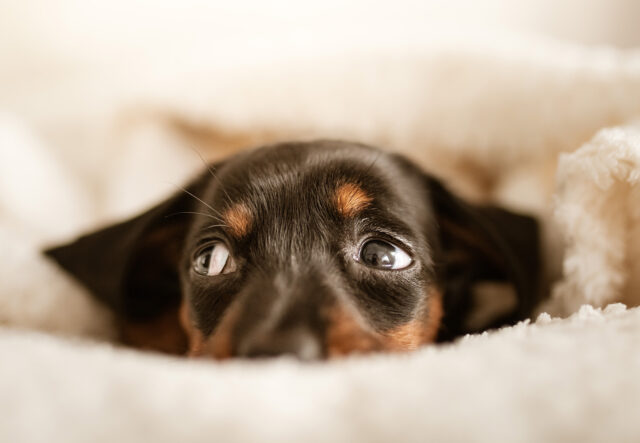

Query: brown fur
<box><xmin>334</xmin><ymin>183</ymin><xmax>373</xmax><ymax>217</ymax></box>
<box><xmin>120</xmin><ymin>308</ymin><xmax>188</xmax><ymax>354</ymax></box>
<box><xmin>422</xmin><ymin>290</ymin><xmax>444</xmax><ymax>342</ymax></box>
<box><xmin>384</xmin><ymin>290</ymin><xmax>443</xmax><ymax>350</ymax></box>
<box><xmin>326</xmin><ymin>290</ymin><xmax>443</xmax><ymax>356</ymax></box>
<box><xmin>223</xmin><ymin>203</ymin><xmax>252</xmax><ymax>239</ymax></box>
<box><xmin>201</xmin><ymin>301</ymin><xmax>244</xmax><ymax>359</ymax></box>
<box><xmin>179</xmin><ymin>301</ymin><xmax>204</xmax><ymax>357</ymax></box>
<box><xmin>326</xmin><ymin>303</ymin><xmax>382</xmax><ymax>357</ymax></box>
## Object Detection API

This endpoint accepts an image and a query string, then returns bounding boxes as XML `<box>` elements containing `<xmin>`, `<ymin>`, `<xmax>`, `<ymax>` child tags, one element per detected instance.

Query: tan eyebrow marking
<box><xmin>334</xmin><ymin>183</ymin><xmax>373</xmax><ymax>217</ymax></box>
<box><xmin>223</xmin><ymin>203</ymin><xmax>252</xmax><ymax>238</ymax></box>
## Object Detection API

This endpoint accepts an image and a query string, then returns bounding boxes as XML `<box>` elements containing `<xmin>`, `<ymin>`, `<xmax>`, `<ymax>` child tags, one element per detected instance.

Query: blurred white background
<box><xmin>2</xmin><ymin>0</ymin><xmax>639</xmax><ymax>136</ymax></box>
<box><xmin>2</xmin><ymin>0</ymin><xmax>639</xmax><ymax>122</ymax></box>
<box><xmin>1</xmin><ymin>0</ymin><xmax>639</xmax><ymax>232</ymax></box>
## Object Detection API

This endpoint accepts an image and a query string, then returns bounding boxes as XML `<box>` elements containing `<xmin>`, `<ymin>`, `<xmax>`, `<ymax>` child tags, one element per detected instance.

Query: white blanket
<box><xmin>1</xmin><ymin>305</ymin><xmax>639</xmax><ymax>443</ymax></box>
<box><xmin>1</xmin><ymin>28</ymin><xmax>640</xmax><ymax>442</ymax></box>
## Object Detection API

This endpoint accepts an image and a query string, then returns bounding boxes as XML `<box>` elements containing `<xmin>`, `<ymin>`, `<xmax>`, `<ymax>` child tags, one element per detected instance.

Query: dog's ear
<box><xmin>44</xmin><ymin>170</ymin><xmax>212</xmax><ymax>325</ymax></box>
<box><xmin>426</xmin><ymin>177</ymin><xmax>541</xmax><ymax>340</ymax></box>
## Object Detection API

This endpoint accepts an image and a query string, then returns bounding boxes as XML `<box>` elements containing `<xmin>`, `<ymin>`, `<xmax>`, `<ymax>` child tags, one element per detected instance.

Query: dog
<box><xmin>45</xmin><ymin>140</ymin><xmax>541</xmax><ymax>360</ymax></box>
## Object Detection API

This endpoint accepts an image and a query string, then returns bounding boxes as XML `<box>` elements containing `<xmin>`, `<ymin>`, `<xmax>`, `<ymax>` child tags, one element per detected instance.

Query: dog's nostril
<box><xmin>238</xmin><ymin>328</ymin><xmax>322</xmax><ymax>361</ymax></box>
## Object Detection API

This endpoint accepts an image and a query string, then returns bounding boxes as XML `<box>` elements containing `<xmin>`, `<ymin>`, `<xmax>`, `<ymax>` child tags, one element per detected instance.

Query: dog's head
<box><xmin>46</xmin><ymin>141</ymin><xmax>540</xmax><ymax>359</ymax></box>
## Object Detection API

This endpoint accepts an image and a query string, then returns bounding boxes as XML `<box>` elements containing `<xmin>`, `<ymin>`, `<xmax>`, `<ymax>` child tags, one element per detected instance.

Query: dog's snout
<box><xmin>237</xmin><ymin>327</ymin><xmax>322</xmax><ymax>361</ymax></box>
<box><xmin>228</xmin><ymin>269</ymin><xmax>331</xmax><ymax>360</ymax></box>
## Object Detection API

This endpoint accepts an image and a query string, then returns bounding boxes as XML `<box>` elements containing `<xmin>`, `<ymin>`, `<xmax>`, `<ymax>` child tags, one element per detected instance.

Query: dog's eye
<box><xmin>359</xmin><ymin>239</ymin><xmax>412</xmax><ymax>270</ymax></box>
<box><xmin>193</xmin><ymin>243</ymin><xmax>236</xmax><ymax>276</ymax></box>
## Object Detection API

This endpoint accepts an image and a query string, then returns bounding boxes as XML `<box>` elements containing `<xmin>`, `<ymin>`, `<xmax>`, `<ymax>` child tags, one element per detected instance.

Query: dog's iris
<box><xmin>359</xmin><ymin>240</ymin><xmax>412</xmax><ymax>270</ymax></box>
<box><xmin>193</xmin><ymin>243</ymin><xmax>236</xmax><ymax>276</ymax></box>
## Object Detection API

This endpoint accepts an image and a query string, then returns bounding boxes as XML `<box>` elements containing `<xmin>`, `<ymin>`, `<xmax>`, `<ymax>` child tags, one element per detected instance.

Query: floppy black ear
<box><xmin>44</xmin><ymin>170</ymin><xmax>211</xmax><ymax>324</ymax></box>
<box><xmin>426</xmin><ymin>177</ymin><xmax>542</xmax><ymax>341</ymax></box>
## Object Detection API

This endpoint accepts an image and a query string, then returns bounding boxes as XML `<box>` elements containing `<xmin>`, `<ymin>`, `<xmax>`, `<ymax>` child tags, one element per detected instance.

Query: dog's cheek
<box><xmin>179</xmin><ymin>301</ymin><xmax>205</xmax><ymax>357</ymax></box>
<box><xmin>326</xmin><ymin>288</ymin><xmax>443</xmax><ymax>357</ymax></box>
<box><xmin>382</xmin><ymin>288</ymin><xmax>443</xmax><ymax>350</ymax></box>
<box><xmin>325</xmin><ymin>303</ymin><xmax>384</xmax><ymax>358</ymax></box>
<box><xmin>198</xmin><ymin>300</ymin><xmax>243</xmax><ymax>360</ymax></box>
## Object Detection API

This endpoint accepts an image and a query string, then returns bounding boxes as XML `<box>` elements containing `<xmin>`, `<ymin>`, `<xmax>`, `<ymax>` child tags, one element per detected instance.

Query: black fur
<box><xmin>45</xmin><ymin>140</ymin><xmax>541</xmax><ymax>358</ymax></box>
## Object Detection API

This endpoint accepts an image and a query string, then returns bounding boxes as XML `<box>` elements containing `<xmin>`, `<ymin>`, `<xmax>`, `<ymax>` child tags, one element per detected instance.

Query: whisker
<box><xmin>185</xmin><ymin>144</ymin><xmax>234</xmax><ymax>206</ymax></box>
<box><xmin>165</xmin><ymin>181</ymin><xmax>225</xmax><ymax>218</ymax></box>
<box><xmin>202</xmin><ymin>223</ymin><xmax>230</xmax><ymax>230</ymax></box>
<box><xmin>165</xmin><ymin>211</ymin><xmax>225</xmax><ymax>223</ymax></box>
<box><xmin>178</xmin><ymin>186</ymin><xmax>221</xmax><ymax>215</ymax></box>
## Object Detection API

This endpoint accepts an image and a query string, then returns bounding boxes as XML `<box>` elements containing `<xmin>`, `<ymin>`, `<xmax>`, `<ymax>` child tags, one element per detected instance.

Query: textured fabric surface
<box><xmin>1</xmin><ymin>27</ymin><xmax>640</xmax><ymax>442</ymax></box>
<box><xmin>1</xmin><ymin>305</ymin><xmax>639</xmax><ymax>443</ymax></box>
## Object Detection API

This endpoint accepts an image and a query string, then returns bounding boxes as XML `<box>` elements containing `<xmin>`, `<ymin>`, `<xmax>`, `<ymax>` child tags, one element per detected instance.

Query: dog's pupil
<box><xmin>197</xmin><ymin>252</ymin><xmax>211</xmax><ymax>270</ymax></box>
<box><xmin>362</xmin><ymin>240</ymin><xmax>395</xmax><ymax>268</ymax></box>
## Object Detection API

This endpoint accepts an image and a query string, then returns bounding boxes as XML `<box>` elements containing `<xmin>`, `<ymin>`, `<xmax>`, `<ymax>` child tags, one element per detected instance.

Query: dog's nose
<box><xmin>237</xmin><ymin>327</ymin><xmax>323</xmax><ymax>360</ymax></box>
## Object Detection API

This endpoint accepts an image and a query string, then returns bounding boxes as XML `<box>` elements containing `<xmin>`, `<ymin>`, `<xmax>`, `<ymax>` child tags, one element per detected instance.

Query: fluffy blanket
<box><xmin>1</xmin><ymin>305</ymin><xmax>639</xmax><ymax>443</ymax></box>
<box><xmin>1</xmin><ymin>29</ymin><xmax>640</xmax><ymax>441</ymax></box>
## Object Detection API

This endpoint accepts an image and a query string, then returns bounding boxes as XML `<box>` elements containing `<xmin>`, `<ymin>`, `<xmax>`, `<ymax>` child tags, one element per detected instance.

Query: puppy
<box><xmin>45</xmin><ymin>140</ymin><xmax>541</xmax><ymax>359</ymax></box>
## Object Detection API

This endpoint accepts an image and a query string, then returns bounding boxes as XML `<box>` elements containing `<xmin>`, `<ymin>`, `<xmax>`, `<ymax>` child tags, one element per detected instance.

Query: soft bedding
<box><xmin>1</xmin><ymin>28</ymin><xmax>640</xmax><ymax>442</ymax></box>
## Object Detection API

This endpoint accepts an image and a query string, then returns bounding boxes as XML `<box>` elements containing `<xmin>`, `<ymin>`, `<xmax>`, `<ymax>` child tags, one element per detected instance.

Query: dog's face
<box><xmin>46</xmin><ymin>141</ymin><xmax>541</xmax><ymax>359</ymax></box>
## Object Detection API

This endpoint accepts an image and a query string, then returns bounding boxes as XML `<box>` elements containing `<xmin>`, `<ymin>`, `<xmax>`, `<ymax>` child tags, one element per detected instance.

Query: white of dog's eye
<box><xmin>359</xmin><ymin>239</ymin><xmax>412</xmax><ymax>270</ymax></box>
<box><xmin>193</xmin><ymin>243</ymin><xmax>235</xmax><ymax>276</ymax></box>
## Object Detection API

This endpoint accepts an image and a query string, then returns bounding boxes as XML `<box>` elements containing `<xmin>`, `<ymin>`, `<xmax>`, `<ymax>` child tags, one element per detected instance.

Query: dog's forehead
<box><xmin>228</xmin><ymin>141</ymin><xmax>385</xmax><ymax>181</ymax></box>
<box><xmin>196</xmin><ymin>141</ymin><xmax>430</xmax><ymax>243</ymax></box>
<box><xmin>218</xmin><ymin>142</ymin><xmax>397</xmax><ymax>202</ymax></box>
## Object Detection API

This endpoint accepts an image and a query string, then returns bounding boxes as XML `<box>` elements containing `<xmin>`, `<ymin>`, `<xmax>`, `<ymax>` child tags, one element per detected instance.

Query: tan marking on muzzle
<box><xmin>190</xmin><ymin>289</ymin><xmax>443</xmax><ymax>359</ymax></box>
<box><xmin>198</xmin><ymin>300</ymin><xmax>244</xmax><ymax>360</ymax></box>
<box><xmin>384</xmin><ymin>289</ymin><xmax>443</xmax><ymax>350</ymax></box>
<box><xmin>223</xmin><ymin>203</ymin><xmax>252</xmax><ymax>239</ymax></box>
<box><xmin>334</xmin><ymin>183</ymin><xmax>373</xmax><ymax>217</ymax></box>
<box><xmin>327</xmin><ymin>289</ymin><xmax>443</xmax><ymax>357</ymax></box>
<box><xmin>179</xmin><ymin>300</ymin><xmax>204</xmax><ymax>357</ymax></box>
<box><xmin>326</xmin><ymin>303</ymin><xmax>383</xmax><ymax>357</ymax></box>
